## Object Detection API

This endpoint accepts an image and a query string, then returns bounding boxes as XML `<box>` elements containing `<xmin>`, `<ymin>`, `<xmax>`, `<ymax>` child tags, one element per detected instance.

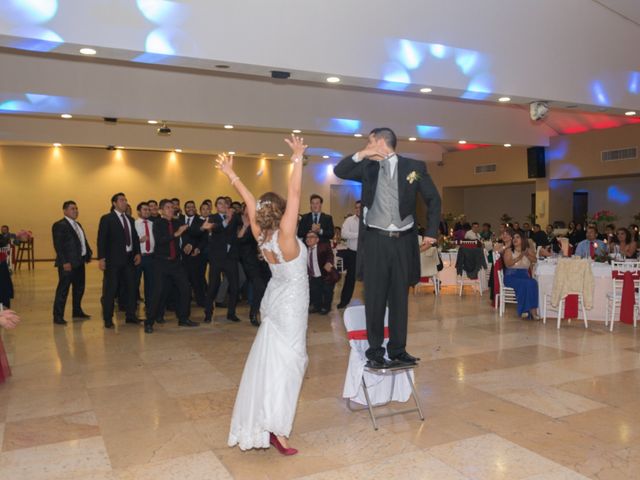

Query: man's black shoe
<box><xmin>319</xmin><ymin>308</ymin><xmax>330</xmax><ymax>315</ymax></box>
<box><xmin>53</xmin><ymin>317</ymin><xmax>67</xmax><ymax>325</ymax></box>
<box><xmin>308</xmin><ymin>307</ymin><xmax>319</xmax><ymax>314</ymax></box>
<box><xmin>227</xmin><ymin>314</ymin><xmax>241</xmax><ymax>322</ymax></box>
<box><xmin>203</xmin><ymin>315</ymin><xmax>212</xmax><ymax>324</ymax></box>
<box><xmin>125</xmin><ymin>317</ymin><xmax>141</xmax><ymax>325</ymax></box>
<box><xmin>249</xmin><ymin>314</ymin><xmax>260</xmax><ymax>327</ymax></box>
<box><xmin>156</xmin><ymin>317</ymin><xmax>166</xmax><ymax>324</ymax></box>
<box><xmin>390</xmin><ymin>352</ymin><xmax>421</xmax><ymax>365</ymax></box>
<box><xmin>144</xmin><ymin>324</ymin><xmax>153</xmax><ymax>334</ymax></box>
<box><xmin>72</xmin><ymin>311</ymin><xmax>91</xmax><ymax>319</ymax></box>
<box><xmin>365</xmin><ymin>357</ymin><xmax>400</xmax><ymax>369</ymax></box>
<box><xmin>336</xmin><ymin>303</ymin><xmax>348</xmax><ymax>309</ymax></box>
<box><xmin>178</xmin><ymin>319</ymin><xmax>200</xmax><ymax>327</ymax></box>
<box><xmin>104</xmin><ymin>322</ymin><xmax>115</xmax><ymax>329</ymax></box>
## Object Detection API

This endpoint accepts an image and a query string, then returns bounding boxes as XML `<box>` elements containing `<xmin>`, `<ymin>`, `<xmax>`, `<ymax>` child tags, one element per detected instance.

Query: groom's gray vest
<box><xmin>366</xmin><ymin>158</ymin><xmax>414</xmax><ymax>229</ymax></box>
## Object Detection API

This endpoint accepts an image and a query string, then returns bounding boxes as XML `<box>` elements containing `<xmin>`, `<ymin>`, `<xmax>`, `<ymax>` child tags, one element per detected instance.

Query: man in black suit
<box><xmin>334</xmin><ymin>128</ymin><xmax>441</xmax><ymax>368</ymax></box>
<box><xmin>237</xmin><ymin>205</ymin><xmax>266</xmax><ymax>326</ymax></box>
<box><xmin>144</xmin><ymin>199</ymin><xmax>199</xmax><ymax>334</ymax></box>
<box><xmin>52</xmin><ymin>200</ymin><xmax>92</xmax><ymax>325</ymax></box>
<box><xmin>97</xmin><ymin>192</ymin><xmax>142</xmax><ymax>328</ymax></box>
<box><xmin>182</xmin><ymin>200</ymin><xmax>206</xmax><ymax>307</ymax></box>
<box><xmin>297</xmin><ymin>194</ymin><xmax>334</xmax><ymax>244</ymax></box>
<box><xmin>201</xmin><ymin>196</ymin><xmax>241</xmax><ymax>323</ymax></box>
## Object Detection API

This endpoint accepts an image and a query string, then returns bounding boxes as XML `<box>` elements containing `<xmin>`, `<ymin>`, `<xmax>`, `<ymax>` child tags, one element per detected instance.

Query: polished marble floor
<box><xmin>1</xmin><ymin>265</ymin><xmax>639</xmax><ymax>479</ymax></box>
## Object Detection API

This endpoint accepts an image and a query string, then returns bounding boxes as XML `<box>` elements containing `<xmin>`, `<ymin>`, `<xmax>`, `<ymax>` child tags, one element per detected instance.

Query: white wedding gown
<box><xmin>228</xmin><ymin>230</ymin><xmax>309</xmax><ymax>450</ymax></box>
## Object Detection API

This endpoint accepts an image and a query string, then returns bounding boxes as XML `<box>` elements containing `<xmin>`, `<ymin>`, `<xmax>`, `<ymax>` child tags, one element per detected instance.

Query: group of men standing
<box><xmin>52</xmin><ymin>193</ymin><xmax>267</xmax><ymax>334</ymax></box>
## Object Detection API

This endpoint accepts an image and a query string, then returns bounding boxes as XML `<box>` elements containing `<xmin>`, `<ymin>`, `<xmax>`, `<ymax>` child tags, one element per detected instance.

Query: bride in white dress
<box><xmin>216</xmin><ymin>135</ymin><xmax>309</xmax><ymax>456</ymax></box>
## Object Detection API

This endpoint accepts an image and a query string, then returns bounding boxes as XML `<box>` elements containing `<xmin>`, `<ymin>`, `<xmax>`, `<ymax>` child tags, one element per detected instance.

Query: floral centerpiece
<box><xmin>587</xmin><ymin>210</ymin><xmax>617</xmax><ymax>224</ymax></box>
<box><xmin>16</xmin><ymin>230</ymin><xmax>33</xmax><ymax>243</ymax></box>
<box><xmin>593</xmin><ymin>251</ymin><xmax>610</xmax><ymax>263</ymax></box>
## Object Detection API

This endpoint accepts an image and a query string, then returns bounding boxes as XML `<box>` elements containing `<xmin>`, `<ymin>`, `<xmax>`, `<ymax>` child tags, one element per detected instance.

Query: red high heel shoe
<box><xmin>269</xmin><ymin>432</ymin><xmax>298</xmax><ymax>456</ymax></box>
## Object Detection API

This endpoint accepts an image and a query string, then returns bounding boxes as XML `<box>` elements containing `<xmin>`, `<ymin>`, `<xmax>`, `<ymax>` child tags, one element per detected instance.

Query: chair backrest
<box><xmin>460</xmin><ymin>240</ymin><xmax>480</xmax><ymax>248</ymax></box>
<box><xmin>611</xmin><ymin>260</ymin><xmax>640</xmax><ymax>293</ymax></box>
<box><xmin>343</xmin><ymin>305</ymin><xmax>389</xmax><ymax>342</ymax></box>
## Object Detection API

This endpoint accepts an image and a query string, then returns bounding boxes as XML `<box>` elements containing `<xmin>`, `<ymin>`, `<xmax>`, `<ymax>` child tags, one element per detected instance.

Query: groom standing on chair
<box><xmin>334</xmin><ymin>128</ymin><xmax>441</xmax><ymax>369</ymax></box>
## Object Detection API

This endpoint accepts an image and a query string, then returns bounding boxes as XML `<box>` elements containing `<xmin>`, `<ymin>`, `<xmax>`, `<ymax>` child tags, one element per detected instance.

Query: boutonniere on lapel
<box><xmin>406</xmin><ymin>170</ymin><xmax>421</xmax><ymax>184</ymax></box>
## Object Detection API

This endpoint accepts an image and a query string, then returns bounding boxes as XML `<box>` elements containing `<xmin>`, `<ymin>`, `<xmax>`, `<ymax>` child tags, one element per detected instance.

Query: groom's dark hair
<box><xmin>369</xmin><ymin>127</ymin><xmax>397</xmax><ymax>149</ymax></box>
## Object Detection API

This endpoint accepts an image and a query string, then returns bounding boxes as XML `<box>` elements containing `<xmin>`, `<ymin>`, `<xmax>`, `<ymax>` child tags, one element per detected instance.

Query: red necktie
<box><xmin>589</xmin><ymin>242</ymin><xmax>595</xmax><ymax>259</ymax></box>
<box><xmin>143</xmin><ymin>220</ymin><xmax>151</xmax><ymax>252</ymax></box>
<box><xmin>121</xmin><ymin>214</ymin><xmax>131</xmax><ymax>247</ymax></box>
<box><xmin>168</xmin><ymin>221</ymin><xmax>176</xmax><ymax>260</ymax></box>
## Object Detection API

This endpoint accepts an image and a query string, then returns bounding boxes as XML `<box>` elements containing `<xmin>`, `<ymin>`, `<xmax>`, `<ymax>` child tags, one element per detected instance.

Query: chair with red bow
<box><xmin>605</xmin><ymin>261</ymin><xmax>640</xmax><ymax>332</ymax></box>
<box><xmin>342</xmin><ymin>305</ymin><xmax>424</xmax><ymax>430</ymax></box>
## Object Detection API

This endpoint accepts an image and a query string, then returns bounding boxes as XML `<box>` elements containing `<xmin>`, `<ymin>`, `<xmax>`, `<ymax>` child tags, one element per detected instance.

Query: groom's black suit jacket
<box><xmin>333</xmin><ymin>154</ymin><xmax>441</xmax><ymax>285</ymax></box>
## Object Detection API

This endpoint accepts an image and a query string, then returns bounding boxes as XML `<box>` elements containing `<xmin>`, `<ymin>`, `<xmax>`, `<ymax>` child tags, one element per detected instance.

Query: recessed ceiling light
<box><xmin>625</xmin><ymin>111</ymin><xmax>637</xmax><ymax>116</ymax></box>
<box><xmin>224</xmin><ymin>124</ymin><xmax>234</xmax><ymax>129</ymax></box>
<box><xmin>60</xmin><ymin>113</ymin><xmax>72</xmax><ymax>119</ymax></box>
<box><xmin>408</xmin><ymin>137</ymin><xmax>417</xmax><ymax>142</ymax></box>
<box><xmin>53</xmin><ymin>143</ymin><xmax>62</xmax><ymax>147</ymax></box>
<box><xmin>458</xmin><ymin>140</ymin><xmax>467</xmax><ymax>144</ymax></box>
<box><xmin>322</xmin><ymin>155</ymin><xmax>330</xmax><ymax>159</ymax></box>
<box><xmin>354</xmin><ymin>133</ymin><xmax>363</xmax><ymax>137</ymax></box>
<box><xmin>147</xmin><ymin>120</ymin><xmax>159</xmax><ymax>124</ymax></box>
<box><xmin>504</xmin><ymin>143</ymin><xmax>512</xmax><ymax>148</ymax></box>
<box><xmin>277</xmin><ymin>153</ymin><xmax>284</xmax><ymax>157</ymax></box>
<box><xmin>292</xmin><ymin>129</ymin><xmax>302</xmax><ymax>133</ymax></box>
<box><xmin>228</xmin><ymin>151</ymin><xmax>236</xmax><ymax>155</ymax></box>
<box><xmin>326</xmin><ymin>76</ymin><xmax>341</xmax><ymax>83</ymax></box>
<box><xmin>498</xmin><ymin>96</ymin><xmax>511</xmax><ymax>102</ymax></box>
<box><xmin>419</xmin><ymin>87</ymin><xmax>433</xmax><ymax>93</ymax></box>
<box><xmin>79</xmin><ymin>47</ymin><xmax>97</xmax><ymax>55</ymax></box>
<box><xmin>175</xmin><ymin>149</ymin><xmax>182</xmax><ymax>153</ymax></box>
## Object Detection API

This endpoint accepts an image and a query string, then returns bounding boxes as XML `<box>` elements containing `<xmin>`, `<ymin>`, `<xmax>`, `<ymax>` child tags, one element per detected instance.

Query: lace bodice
<box><xmin>259</xmin><ymin>230</ymin><xmax>308</xmax><ymax>281</ymax></box>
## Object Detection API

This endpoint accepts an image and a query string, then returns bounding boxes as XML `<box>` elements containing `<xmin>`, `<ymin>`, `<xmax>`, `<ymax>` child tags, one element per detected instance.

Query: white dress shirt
<box><xmin>65</xmin><ymin>216</ymin><xmax>87</xmax><ymax>257</ymax></box>
<box><xmin>135</xmin><ymin>218</ymin><xmax>155</xmax><ymax>254</ymax></box>
<box><xmin>341</xmin><ymin>215</ymin><xmax>360</xmax><ymax>251</ymax></box>
<box><xmin>351</xmin><ymin>152</ymin><xmax>414</xmax><ymax>232</ymax></box>
<box><xmin>308</xmin><ymin>245</ymin><xmax>321</xmax><ymax>278</ymax></box>
<box><xmin>464</xmin><ymin>230</ymin><xmax>482</xmax><ymax>241</ymax></box>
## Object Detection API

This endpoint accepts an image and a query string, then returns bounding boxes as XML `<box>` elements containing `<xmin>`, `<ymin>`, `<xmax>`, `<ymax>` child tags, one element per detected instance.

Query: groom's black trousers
<box><xmin>363</xmin><ymin>228</ymin><xmax>413</xmax><ymax>360</ymax></box>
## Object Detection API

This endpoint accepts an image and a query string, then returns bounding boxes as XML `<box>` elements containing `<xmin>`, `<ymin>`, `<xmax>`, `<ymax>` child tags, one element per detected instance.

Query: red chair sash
<box><xmin>347</xmin><ymin>327</ymin><xmax>389</xmax><ymax>341</ymax></box>
<box><xmin>612</xmin><ymin>270</ymin><xmax>638</xmax><ymax>324</ymax></box>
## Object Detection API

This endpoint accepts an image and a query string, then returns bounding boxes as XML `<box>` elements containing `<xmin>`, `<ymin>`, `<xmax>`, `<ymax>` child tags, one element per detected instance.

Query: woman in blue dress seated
<box><xmin>503</xmin><ymin>231</ymin><xmax>539</xmax><ymax>320</ymax></box>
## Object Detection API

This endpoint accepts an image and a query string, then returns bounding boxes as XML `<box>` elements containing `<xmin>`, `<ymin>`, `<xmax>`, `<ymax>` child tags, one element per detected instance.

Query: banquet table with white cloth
<box><xmin>534</xmin><ymin>259</ymin><xmax>612</xmax><ymax>321</ymax></box>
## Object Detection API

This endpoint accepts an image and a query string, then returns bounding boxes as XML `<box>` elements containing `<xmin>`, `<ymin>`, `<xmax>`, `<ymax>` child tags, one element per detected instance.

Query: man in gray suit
<box><xmin>334</xmin><ymin>128</ymin><xmax>441</xmax><ymax>368</ymax></box>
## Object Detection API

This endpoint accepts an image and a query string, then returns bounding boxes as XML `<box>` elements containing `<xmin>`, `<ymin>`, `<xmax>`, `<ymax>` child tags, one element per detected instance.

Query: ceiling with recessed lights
<box><xmin>0</xmin><ymin>0</ymin><xmax>639</xmax><ymax>161</ymax></box>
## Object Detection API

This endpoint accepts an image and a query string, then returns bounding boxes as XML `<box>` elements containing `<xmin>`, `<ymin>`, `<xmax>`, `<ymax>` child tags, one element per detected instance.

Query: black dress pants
<box><xmin>239</xmin><ymin>254</ymin><xmax>266</xmax><ymax>316</ymax></box>
<box><xmin>363</xmin><ymin>230</ymin><xmax>412</xmax><ymax>360</ymax></box>
<box><xmin>309</xmin><ymin>276</ymin><xmax>335</xmax><ymax>311</ymax></box>
<box><xmin>183</xmin><ymin>254</ymin><xmax>206</xmax><ymax>306</ymax></box>
<box><xmin>101</xmin><ymin>259</ymin><xmax>137</xmax><ymax>325</ymax></box>
<box><xmin>146</xmin><ymin>258</ymin><xmax>191</xmax><ymax>325</ymax></box>
<box><xmin>338</xmin><ymin>249</ymin><xmax>357</xmax><ymax>306</ymax></box>
<box><xmin>205</xmin><ymin>257</ymin><xmax>239</xmax><ymax>317</ymax></box>
<box><xmin>53</xmin><ymin>264</ymin><xmax>86</xmax><ymax>318</ymax></box>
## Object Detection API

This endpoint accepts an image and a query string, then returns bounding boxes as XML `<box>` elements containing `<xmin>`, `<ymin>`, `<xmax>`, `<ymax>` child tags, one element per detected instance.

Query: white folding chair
<box><xmin>457</xmin><ymin>247</ymin><xmax>487</xmax><ymax>297</ymax></box>
<box><xmin>414</xmin><ymin>244</ymin><xmax>440</xmax><ymax>296</ymax></box>
<box><xmin>342</xmin><ymin>305</ymin><xmax>424</xmax><ymax>430</ymax></box>
<box><xmin>496</xmin><ymin>268</ymin><xmax>518</xmax><ymax>317</ymax></box>
<box><xmin>605</xmin><ymin>261</ymin><xmax>640</xmax><ymax>332</ymax></box>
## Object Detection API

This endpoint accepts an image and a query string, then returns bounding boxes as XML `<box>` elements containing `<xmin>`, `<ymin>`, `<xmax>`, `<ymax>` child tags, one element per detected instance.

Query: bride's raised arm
<box><xmin>278</xmin><ymin>135</ymin><xmax>307</xmax><ymax>239</ymax></box>
<box><xmin>215</xmin><ymin>154</ymin><xmax>259</xmax><ymax>237</ymax></box>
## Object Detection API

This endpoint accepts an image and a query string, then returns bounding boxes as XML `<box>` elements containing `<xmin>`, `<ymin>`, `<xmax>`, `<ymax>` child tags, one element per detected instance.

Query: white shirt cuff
<box><xmin>352</xmin><ymin>153</ymin><xmax>362</xmax><ymax>163</ymax></box>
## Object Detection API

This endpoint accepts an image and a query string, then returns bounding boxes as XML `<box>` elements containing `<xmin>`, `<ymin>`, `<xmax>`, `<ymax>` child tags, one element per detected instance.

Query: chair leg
<box><xmin>478</xmin><ymin>279</ymin><xmax>483</xmax><ymax>297</ymax></box>
<box><xmin>360</xmin><ymin>376</ymin><xmax>378</xmax><ymax>431</ymax></box>
<box><xmin>557</xmin><ymin>298</ymin><xmax>564</xmax><ymax>329</ymax></box>
<box><xmin>405</xmin><ymin>370</ymin><xmax>425</xmax><ymax>421</ymax></box>
<box><xmin>458</xmin><ymin>279</ymin><xmax>463</xmax><ymax>297</ymax></box>
<box><xmin>542</xmin><ymin>295</ymin><xmax>547</xmax><ymax>325</ymax></box>
<box><xmin>496</xmin><ymin>293</ymin><xmax>501</xmax><ymax>316</ymax></box>
<box><xmin>580</xmin><ymin>295</ymin><xmax>588</xmax><ymax>329</ymax></box>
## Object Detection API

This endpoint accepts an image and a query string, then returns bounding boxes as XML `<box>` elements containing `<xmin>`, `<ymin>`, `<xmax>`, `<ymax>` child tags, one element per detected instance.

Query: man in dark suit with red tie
<box><xmin>144</xmin><ymin>199</ymin><xmax>199</xmax><ymax>334</ymax></box>
<box><xmin>97</xmin><ymin>192</ymin><xmax>142</xmax><ymax>328</ymax></box>
<box><xmin>52</xmin><ymin>200</ymin><xmax>92</xmax><ymax>325</ymax></box>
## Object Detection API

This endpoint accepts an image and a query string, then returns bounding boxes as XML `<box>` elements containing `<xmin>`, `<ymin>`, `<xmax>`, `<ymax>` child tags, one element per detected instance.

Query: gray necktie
<box><xmin>380</xmin><ymin>158</ymin><xmax>391</xmax><ymax>178</ymax></box>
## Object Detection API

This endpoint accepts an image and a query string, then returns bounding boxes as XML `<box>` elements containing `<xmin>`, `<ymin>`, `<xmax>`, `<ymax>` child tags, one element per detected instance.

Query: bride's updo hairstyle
<box><xmin>255</xmin><ymin>192</ymin><xmax>287</xmax><ymax>233</ymax></box>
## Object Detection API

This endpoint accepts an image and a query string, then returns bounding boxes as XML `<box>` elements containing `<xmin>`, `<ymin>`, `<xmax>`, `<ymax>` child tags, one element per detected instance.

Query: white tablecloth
<box><xmin>534</xmin><ymin>260</ymin><xmax>612</xmax><ymax>321</ymax></box>
<box><xmin>438</xmin><ymin>250</ymin><xmax>489</xmax><ymax>288</ymax></box>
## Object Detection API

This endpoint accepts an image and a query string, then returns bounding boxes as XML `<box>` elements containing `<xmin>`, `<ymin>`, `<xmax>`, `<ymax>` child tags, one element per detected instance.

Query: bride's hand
<box><xmin>215</xmin><ymin>154</ymin><xmax>235</xmax><ymax>177</ymax></box>
<box><xmin>284</xmin><ymin>134</ymin><xmax>307</xmax><ymax>159</ymax></box>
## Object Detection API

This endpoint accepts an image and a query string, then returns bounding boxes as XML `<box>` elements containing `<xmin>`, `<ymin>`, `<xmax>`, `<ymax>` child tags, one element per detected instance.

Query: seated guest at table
<box><xmin>521</xmin><ymin>222</ymin><xmax>532</xmax><ymax>239</ymax></box>
<box><xmin>629</xmin><ymin>224</ymin><xmax>640</xmax><ymax>243</ymax></box>
<box><xmin>331</xmin><ymin>226</ymin><xmax>342</xmax><ymax>249</ymax></box>
<box><xmin>604</xmin><ymin>224</ymin><xmax>617</xmax><ymax>243</ymax></box>
<box><xmin>493</xmin><ymin>228</ymin><xmax>513</xmax><ymax>255</ymax></box>
<box><xmin>453</xmin><ymin>223</ymin><xmax>470</xmax><ymax>241</ymax></box>
<box><xmin>615</xmin><ymin>228</ymin><xmax>638</xmax><ymax>259</ymax></box>
<box><xmin>464</xmin><ymin>222</ymin><xmax>482</xmax><ymax>241</ymax></box>
<box><xmin>480</xmin><ymin>223</ymin><xmax>492</xmax><ymax>241</ymax></box>
<box><xmin>502</xmin><ymin>231</ymin><xmax>539</xmax><ymax>320</ymax></box>
<box><xmin>512</xmin><ymin>222</ymin><xmax>522</xmax><ymax>236</ymax></box>
<box><xmin>0</xmin><ymin>225</ymin><xmax>13</xmax><ymax>246</ymax></box>
<box><xmin>545</xmin><ymin>225</ymin><xmax>555</xmax><ymax>243</ymax></box>
<box><xmin>569</xmin><ymin>222</ymin><xmax>586</xmax><ymax>246</ymax></box>
<box><xmin>530</xmin><ymin>224</ymin><xmax>548</xmax><ymax>248</ymax></box>
<box><xmin>575</xmin><ymin>225</ymin><xmax>607</xmax><ymax>259</ymax></box>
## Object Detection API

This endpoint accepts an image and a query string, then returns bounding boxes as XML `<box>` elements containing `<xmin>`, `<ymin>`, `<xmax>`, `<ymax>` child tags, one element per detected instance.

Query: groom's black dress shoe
<box><xmin>366</xmin><ymin>357</ymin><xmax>400</xmax><ymax>369</ymax></box>
<box><xmin>390</xmin><ymin>352</ymin><xmax>421</xmax><ymax>365</ymax></box>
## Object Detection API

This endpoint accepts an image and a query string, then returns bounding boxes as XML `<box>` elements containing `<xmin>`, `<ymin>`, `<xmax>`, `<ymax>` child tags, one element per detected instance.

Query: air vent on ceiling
<box><xmin>475</xmin><ymin>164</ymin><xmax>497</xmax><ymax>174</ymax></box>
<box><xmin>601</xmin><ymin>147</ymin><xmax>637</xmax><ymax>162</ymax></box>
